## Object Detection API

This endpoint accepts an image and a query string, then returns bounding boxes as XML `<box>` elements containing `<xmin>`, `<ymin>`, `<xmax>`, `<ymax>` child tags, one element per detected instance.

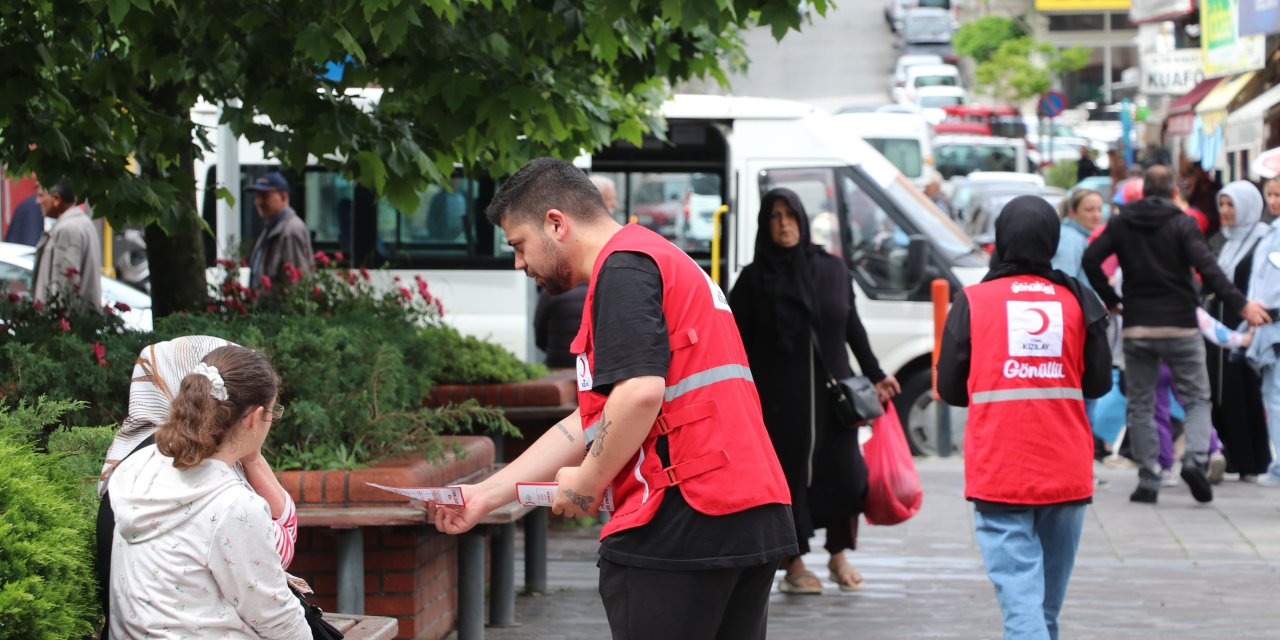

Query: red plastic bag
<box><xmin>863</xmin><ymin>402</ymin><xmax>923</xmax><ymax>525</ymax></box>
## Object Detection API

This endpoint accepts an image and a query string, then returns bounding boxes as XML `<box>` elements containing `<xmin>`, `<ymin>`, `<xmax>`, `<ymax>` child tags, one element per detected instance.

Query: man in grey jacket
<box><xmin>246</xmin><ymin>172</ymin><xmax>313</xmax><ymax>292</ymax></box>
<box><xmin>32</xmin><ymin>178</ymin><xmax>102</xmax><ymax>314</ymax></box>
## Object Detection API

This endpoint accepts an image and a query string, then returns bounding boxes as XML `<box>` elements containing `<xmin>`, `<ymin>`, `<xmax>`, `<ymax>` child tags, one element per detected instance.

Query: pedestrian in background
<box><xmin>1083</xmin><ymin>166</ymin><xmax>1270</xmax><ymax>504</ymax></box>
<box><xmin>32</xmin><ymin>177</ymin><xmax>101</xmax><ymax>314</ymax></box>
<box><xmin>1051</xmin><ymin>189</ymin><xmax>1103</xmax><ymax>289</ymax></box>
<box><xmin>4</xmin><ymin>194</ymin><xmax>43</xmax><ymax>246</ymax></box>
<box><xmin>246</xmin><ymin>172</ymin><xmax>312</xmax><ymax>292</ymax></box>
<box><xmin>730</xmin><ymin>188</ymin><xmax>899</xmax><ymax>595</ymax></box>
<box><xmin>1076</xmin><ymin>147</ymin><xmax>1097</xmax><ymax>183</ymax></box>
<box><xmin>1205</xmin><ymin>181</ymin><xmax>1272</xmax><ymax>481</ymax></box>
<box><xmin>1245</xmin><ymin>181</ymin><xmax>1280</xmax><ymax>488</ymax></box>
<box><xmin>428</xmin><ymin>158</ymin><xmax>796</xmax><ymax>640</ymax></box>
<box><xmin>1264</xmin><ymin>175</ymin><xmax>1280</xmax><ymax>218</ymax></box>
<box><xmin>924</xmin><ymin>171</ymin><xmax>952</xmax><ymax>218</ymax></box>
<box><xmin>938</xmin><ymin>195</ymin><xmax>1112</xmax><ymax>640</ymax></box>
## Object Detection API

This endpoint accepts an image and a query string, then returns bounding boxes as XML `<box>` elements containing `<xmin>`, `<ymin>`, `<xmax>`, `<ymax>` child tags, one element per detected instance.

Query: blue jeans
<box><xmin>974</xmin><ymin>504</ymin><xmax>1086</xmax><ymax>640</ymax></box>
<box><xmin>1261</xmin><ymin>366</ymin><xmax>1280</xmax><ymax>481</ymax></box>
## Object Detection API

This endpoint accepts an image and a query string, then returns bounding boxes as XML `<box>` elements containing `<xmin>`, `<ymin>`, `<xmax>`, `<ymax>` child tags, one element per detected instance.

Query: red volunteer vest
<box><xmin>963</xmin><ymin>275</ymin><xmax>1094</xmax><ymax>505</ymax></box>
<box><xmin>571</xmin><ymin>225</ymin><xmax>791</xmax><ymax>539</ymax></box>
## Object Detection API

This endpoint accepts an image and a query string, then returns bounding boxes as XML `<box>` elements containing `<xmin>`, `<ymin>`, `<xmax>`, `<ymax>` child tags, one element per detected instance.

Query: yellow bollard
<box><xmin>710</xmin><ymin>204</ymin><xmax>729</xmax><ymax>286</ymax></box>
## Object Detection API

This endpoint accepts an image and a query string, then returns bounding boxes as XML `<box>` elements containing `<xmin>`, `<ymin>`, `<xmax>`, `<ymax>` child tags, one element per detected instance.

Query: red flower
<box><xmin>216</xmin><ymin>258</ymin><xmax>236</xmax><ymax>268</ymax></box>
<box><xmin>239</xmin><ymin>258</ymin><xmax>248</xmax><ymax>267</ymax></box>
<box><xmin>282</xmin><ymin>262</ymin><xmax>302</xmax><ymax>284</ymax></box>
<box><xmin>360</xmin><ymin>268</ymin><xmax>371</xmax><ymax>281</ymax></box>
<box><xmin>32</xmin><ymin>300</ymin><xmax>45</xmax><ymax>312</ymax></box>
<box><xmin>58</xmin><ymin>317</ymin><xmax>71</xmax><ymax>332</ymax></box>
<box><xmin>334</xmin><ymin>252</ymin><xmax>345</xmax><ymax>261</ymax></box>
<box><xmin>64</xmin><ymin>267</ymin><xmax>80</xmax><ymax>278</ymax></box>
<box><xmin>6</xmin><ymin>292</ymin><xmax>19</xmax><ymax>303</ymax></box>
<box><xmin>114</xmin><ymin>301</ymin><xmax>131</xmax><ymax>312</ymax></box>
<box><xmin>260</xmin><ymin>275</ymin><xmax>273</xmax><ymax>290</ymax></box>
<box><xmin>92</xmin><ymin>342</ymin><xmax>108</xmax><ymax>367</ymax></box>
<box><xmin>434</xmin><ymin>298</ymin><xmax>445</xmax><ymax>316</ymax></box>
<box><xmin>206</xmin><ymin>303</ymin><xmax>219</xmax><ymax>313</ymax></box>
<box><xmin>398</xmin><ymin>287</ymin><xmax>413</xmax><ymax>301</ymax></box>
<box><xmin>313</xmin><ymin>285</ymin><xmax>323</xmax><ymax>299</ymax></box>
<box><xmin>314</xmin><ymin>251</ymin><xmax>331</xmax><ymax>267</ymax></box>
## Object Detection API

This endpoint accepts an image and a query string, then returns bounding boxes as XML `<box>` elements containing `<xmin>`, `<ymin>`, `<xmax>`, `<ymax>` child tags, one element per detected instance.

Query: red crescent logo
<box><xmin>1026</xmin><ymin>308</ymin><xmax>1050</xmax><ymax>335</ymax></box>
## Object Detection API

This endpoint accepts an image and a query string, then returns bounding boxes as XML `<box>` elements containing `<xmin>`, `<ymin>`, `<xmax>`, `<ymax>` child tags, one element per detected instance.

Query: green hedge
<box><xmin>0</xmin><ymin>400</ymin><xmax>101</xmax><ymax>639</ymax></box>
<box><xmin>0</xmin><ymin>260</ymin><xmax>540</xmax><ymax>469</ymax></box>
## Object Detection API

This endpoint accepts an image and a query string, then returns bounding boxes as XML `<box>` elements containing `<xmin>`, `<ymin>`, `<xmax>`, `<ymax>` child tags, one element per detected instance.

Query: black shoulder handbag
<box><xmin>288</xmin><ymin>580</ymin><xmax>345</xmax><ymax>640</ymax></box>
<box><xmin>811</xmin><ymin>328</ymin><xmax>883</xmax><ymax>428</ymax></box>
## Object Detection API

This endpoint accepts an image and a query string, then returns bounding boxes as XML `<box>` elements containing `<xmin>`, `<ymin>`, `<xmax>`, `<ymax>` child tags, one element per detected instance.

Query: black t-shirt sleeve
<box><xmin>590</xmin><ymin>252</ymin><xmax>670</xmax><ymax>393</ymax></box>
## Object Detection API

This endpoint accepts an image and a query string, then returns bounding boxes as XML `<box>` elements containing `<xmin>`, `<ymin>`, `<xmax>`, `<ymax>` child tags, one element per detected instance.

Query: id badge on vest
<box><xmin>576</xmin><ymin>353</ymin><xmax>593</xmax><ymax>391</ymax></box>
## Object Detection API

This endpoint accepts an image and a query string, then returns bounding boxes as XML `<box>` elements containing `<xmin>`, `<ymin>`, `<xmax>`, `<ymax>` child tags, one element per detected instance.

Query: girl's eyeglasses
<box><xmin>268</xmin><ymin>403</ymin><xmax>286</xmax><ymax>421</ymax></box>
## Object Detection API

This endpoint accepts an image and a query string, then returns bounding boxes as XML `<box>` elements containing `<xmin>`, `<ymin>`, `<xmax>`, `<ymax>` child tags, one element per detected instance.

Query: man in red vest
<box><xmin>937</xmin><ymin>196</ymin><xmax>1113</xmax><ymax>640</ymax></box>
<box><xmin>427</xmin><ymin>158</ymin><xmax>796</xmax><ymax>639</ymax></box>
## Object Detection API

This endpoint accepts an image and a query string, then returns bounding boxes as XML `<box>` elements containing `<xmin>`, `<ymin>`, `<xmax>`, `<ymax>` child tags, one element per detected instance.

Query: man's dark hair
<box><xmin>48</xmin><ymin>177</ymin><xmax>75</xmax><ymax>204</ymax></box>
<box><xmin>1143</xmin><ymin>165</ymin><xmax>1175</xmax><ymax>199</ymax></box>
<box><xmin>484</xmin><ymin>158</ymin><xmax>607</xmax><ymax>227</ymax></box>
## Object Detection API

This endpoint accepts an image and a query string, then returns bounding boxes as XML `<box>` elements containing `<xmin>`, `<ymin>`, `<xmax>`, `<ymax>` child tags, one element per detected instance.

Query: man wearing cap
<box><xmin>245</xmin><ymin>172</ymin><xmax>313</xmax><ymax>292</ymax></box>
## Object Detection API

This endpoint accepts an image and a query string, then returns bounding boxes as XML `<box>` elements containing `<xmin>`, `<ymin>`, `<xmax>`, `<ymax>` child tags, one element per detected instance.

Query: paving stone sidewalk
<box><xmin>457</xmin><ymin>457</ymin><xmax>1280</xmax><ymax>640</ymax></box>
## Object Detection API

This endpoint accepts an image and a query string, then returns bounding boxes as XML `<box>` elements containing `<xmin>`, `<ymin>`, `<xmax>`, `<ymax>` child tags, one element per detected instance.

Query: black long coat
<box><xmin>730</xmin><ymin>251</ymin><xmax>884</xmax><ymax>554</ymax></box>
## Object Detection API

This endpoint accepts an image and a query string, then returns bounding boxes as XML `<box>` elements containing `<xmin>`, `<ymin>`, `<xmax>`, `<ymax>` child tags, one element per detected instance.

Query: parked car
<box><xmin>899</xmin><ymin>63</ymin><xmax>961</xmax><ymax>104</ymax></box>
<box><xmin>885</xmin><ymin>0</ymin><xmax>953</xmax><ymax>32</ymax></box>
<box><xmin>900</xmin><ymin>8</ymin><xmax>953</xmax><ymax>46</ymax></box>
<box><xmin>631</xmin><ymin>175</ymin><xmax>687</xmax><ymax>238</ymax></box>
<box><xmin>833</xmin><ymin>111</ymin><xmax>935</xmax><ymax>188</ymax></box>
<box><xmin>901</xmin><ymin>42</ymin><xmax>958</xmax><ymax>65</ymax></box>
<box><xmin>933</xmin><ymin>134</ymin><xmax>1031</xmax><ymax>179</ymax></box>
<box><xmin>0</xmin><ymin>241</ymin><xmax>153</xmax><ymax>332</ymax></box>
<box><xmin>913</xmin><ymin>86</ymin><xmax>968</xmax><ymax>125</ymax></box>
<box><xmin>967</xmin><ymin>189</ymin><xmax>1065</xmax><ymax>248</ymax></box>
<box><xmin>947</xmin><ymin>178</ymin><xmax>1042</xmax><ymax>224</ymax></box>
<box><xmin>889</xmin><ymin>53</ymin><xmax>943</xmax><ymax>97</ymax></box>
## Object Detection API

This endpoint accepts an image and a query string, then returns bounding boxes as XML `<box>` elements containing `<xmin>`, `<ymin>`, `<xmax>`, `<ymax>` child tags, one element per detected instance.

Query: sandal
<box><xmin>828</xmin><ymin>563</ymin><xmax>865</xmax><ymax>592</ymax></box>
<box><xmin>778</xmin><ymin>569</ymin><xmax>823</xmax><ymax>594</ymax></box>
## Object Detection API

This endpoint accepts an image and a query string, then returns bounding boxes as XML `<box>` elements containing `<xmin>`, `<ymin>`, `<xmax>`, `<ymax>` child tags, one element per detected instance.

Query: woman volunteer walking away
<box><xmin>938</xmin><ymin>196</ymin><xmax>1112</xmax><ymax>640</ymax></box>
<box><xmin>1206</xmin><ymin>182</ymin><xmax>1272</xmax><ymax>481</ymax></box>
<box><xmin>730</xmin><ymin>188</ymin><xmax>899</xmax><ymax>594</ymax></box>
<box><xmin>106</xmin><ymin>345</ymin><xmax>309</xmax><ymax>639</ymax></box>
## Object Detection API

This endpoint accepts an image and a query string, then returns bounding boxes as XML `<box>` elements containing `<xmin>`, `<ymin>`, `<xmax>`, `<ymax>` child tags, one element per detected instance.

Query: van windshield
<box><xmin>864</xmin><ymin>138</ymin><xmax>924</xmax><ymax>178</ymax></box>
<box><xmin>882</xmin><ymin>175</ymin><xmax>985</xmax><ymax>266</ymax></box>
<box><xmin>935</xmin><ymin>142</ymin><xmax>1020</xmax><ymax>177</ymax></box>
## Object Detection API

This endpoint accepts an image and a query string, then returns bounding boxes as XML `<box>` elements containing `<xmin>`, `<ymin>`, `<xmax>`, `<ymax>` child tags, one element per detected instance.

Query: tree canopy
<box><xmin>973</xmin><ymin>38</ymin><xmax>1090</xmax><ymax>106</ymax></box>
<box><xmin>952</xmin><ymin>15</ymin><xmax>1025</xmax><ymax>63</ymax></box>
<box><xmin>0</xmin><ymin>0</ymin><xmax>822</xmax><ymax>311</ymax></box>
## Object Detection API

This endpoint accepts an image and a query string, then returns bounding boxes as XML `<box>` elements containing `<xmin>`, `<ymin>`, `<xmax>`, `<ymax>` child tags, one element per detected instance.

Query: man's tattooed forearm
<box><xmin>554</xmin><ymin>422</ymin><xmax>574</xmax><ymax>442</ymax></box>
<box><xmin>562</xmin><ymin>488</ymin><xmax>594</xmax><ymax>512</ymax></box>
<box><xmin>590</xmin><ymin>410</ymin><xmax>612</xmax><ymax>458</ymax></box>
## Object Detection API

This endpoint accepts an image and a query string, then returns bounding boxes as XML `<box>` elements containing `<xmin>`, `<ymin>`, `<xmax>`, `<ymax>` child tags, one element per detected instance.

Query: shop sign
<box><xmin>1201</xmin><ymin>0</ymin><xmax>1267</xmax><ymax>77</ymax></box>
<box><xmin>1130</xmin><ymin>0</ymin><xmax>1196</xmax><ymax>23</ymax></box>
<box><xmin>1141</xmin><ymin>49</ymin><xmax>1206</xmax><ymax>95</ymax></box>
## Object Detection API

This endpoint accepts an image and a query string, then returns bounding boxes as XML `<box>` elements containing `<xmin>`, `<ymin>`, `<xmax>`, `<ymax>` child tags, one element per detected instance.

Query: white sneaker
<box><xmin>1160</xmin><ymin>469</ymin><xmax>1179</xmax><ymax>487</ymax></box>
<box><xmin>1257</xmin><ymin>474</ymin><xmax>1280</xmax><ymax>488</ymax></box>
<box><xmin>1208</xmin><ymin>453</ymin><xmax>1227</xmax><ymax>485</ymax></box>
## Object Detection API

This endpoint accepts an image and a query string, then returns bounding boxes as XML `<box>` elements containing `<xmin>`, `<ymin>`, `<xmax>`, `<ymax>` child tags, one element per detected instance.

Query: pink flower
<box><xmin>398</xmin><ymin>287</ymin><xmax>413</xmax><ymax>301</ymax></box>
<box><xmin>282</xmin><ymin>262</ymin><xmax>302</xmax><ymax>284</ymax></box>
<box><xmin>32</xmin><ymin>300</ymin><xmax>44</xmax><ymax>312</ymax></box>
<box><xmin>434</xmin><ymin>298</ymin><xmax>445</xmax><ymax>316</ymax></box>
<box><xmin>314</xmin><ymin>251</ymin><xmax>331</xmax><ymax>267</ymax></box>
<box><xmin>360</xmin><ymin>268</ymin><xmax>371</xmax><ymax>282</ymax></box>
<box><xmin>92</xmin><ymin>342</ymin><xmax>107</xmax><ymax>366</ymax></box>
<box><xmin>206</xmin><ymin>304</ymin><xmax>219</xmax><ymax>313</ymax></box>
<box><xmin>64</xmin><ymin>267</ymin><xmax>80</xmax><ymax>278</ymax></box>
<box><xmin>313</xmin><ymin>285</ymin><xmax>323</xmax><ymax>299</ymax></box>
<box><xmin>58</xmin><ymin>317</ymin><xmax>71</xmax><ymax>332</ymax></box>
<box><xmin>334</xmin><ymin>252</ymin><xmax>345</xmax><ymax>261</ymax></box>
<box><xmin>260</xmin><ymin>275</ymin><xmax>273</xmax><ymax>290</ymax></box>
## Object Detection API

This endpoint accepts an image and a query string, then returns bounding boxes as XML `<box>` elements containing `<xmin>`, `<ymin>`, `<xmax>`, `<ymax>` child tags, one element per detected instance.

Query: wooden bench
<box><xmin>297</xmin><ymin>473</ymin><xmax>548</xmax><ymax>640</ymax></box>
<box><xmin>321</xmin><ymin>613</ymin><xmax>399</xmax><ymax>640</ymax></box>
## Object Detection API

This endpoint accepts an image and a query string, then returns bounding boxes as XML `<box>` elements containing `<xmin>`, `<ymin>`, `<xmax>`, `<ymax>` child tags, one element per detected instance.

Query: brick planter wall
<box><xmin>277</xmin><ymin>436</ymin><xmax>494</xmax><ymax>640</ymax></box>
<box><xmin>425</xmin><ymin>371</ymin><xmax>577</xmax><ymax>461</ymax></box>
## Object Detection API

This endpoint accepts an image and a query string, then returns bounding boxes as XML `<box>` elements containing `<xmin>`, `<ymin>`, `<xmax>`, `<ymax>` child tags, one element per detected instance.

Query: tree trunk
<box><xmin>144</xmin><ymin>135</ymin><xmax>208</xmax><ymax>317</ymax></box>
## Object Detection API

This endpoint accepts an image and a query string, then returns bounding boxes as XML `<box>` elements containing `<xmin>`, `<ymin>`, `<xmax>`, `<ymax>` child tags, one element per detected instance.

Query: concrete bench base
<box><xmin>323</xmin><ymin>612</ymin><xmax>399</xmax><ymax>640</ymax></box>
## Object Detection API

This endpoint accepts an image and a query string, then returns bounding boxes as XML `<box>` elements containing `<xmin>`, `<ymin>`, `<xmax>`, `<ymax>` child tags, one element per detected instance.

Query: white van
<box><xmin>590</xmin><ymin>95</ymin><xmax>984</xmax><ymax>454</ymax></box>
<box><xmin>832</xmin><ymin>112</ymin><xmax>935</xmax><ymax>189</ymax></box>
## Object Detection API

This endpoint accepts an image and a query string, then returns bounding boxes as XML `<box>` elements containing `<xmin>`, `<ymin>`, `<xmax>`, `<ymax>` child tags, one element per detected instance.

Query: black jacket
<box><xmin>1081</xmin><ymin>197</ymin><xmax>1246</xmax><ymax>329</ymax></box>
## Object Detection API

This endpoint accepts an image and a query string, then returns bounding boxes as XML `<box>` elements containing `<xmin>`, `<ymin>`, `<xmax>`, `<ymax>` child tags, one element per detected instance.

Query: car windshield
<box><xmin>919</xmin><ymin>95</ymin><xmax>963</xmax><ymax>108</ymax></box>
<box><xmin>935</xmin><ymin>143</ymin><xmax>1019</xmax><ymax>178</ymax></box>
<box><xmin>864</xmin><ymin>138</ymin><xmax>924</xmax><ymax>178</ymax></box>
<box><xmin>882</xmin><ymin>175</ymin><xmax>985</xmax><ymax>266</ymax></box>
<box><xmin>914</xmin><ymin>74</ymin><xmax>957</xmax><ymax>87</ymax></box>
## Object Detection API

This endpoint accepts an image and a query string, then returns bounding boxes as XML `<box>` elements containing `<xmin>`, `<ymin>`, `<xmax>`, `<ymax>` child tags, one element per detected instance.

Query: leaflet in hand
<box><xmin>515</xmin><ymin>482</ymin><xmax>614</xmax><ymax>511</ymax></box>
<box><xmin>366</xmin><ymin>483</ymin><xmax>465</xmax><ymax>506</ymax></box>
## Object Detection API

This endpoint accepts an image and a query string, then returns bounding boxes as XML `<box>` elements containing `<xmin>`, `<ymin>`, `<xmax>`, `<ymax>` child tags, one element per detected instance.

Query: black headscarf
<box><xmin>754</xmin><ymin>188</ymin><xmax>826</xmax><ymax>354</ymax></box>
<box><xmin>985</xmin><ymin>195</ymin><xmax>1108</xmax><ymax>326</ymax></box>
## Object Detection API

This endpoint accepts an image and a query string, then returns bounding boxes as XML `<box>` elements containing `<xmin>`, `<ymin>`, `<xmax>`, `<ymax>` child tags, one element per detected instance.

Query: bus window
<box><xmin>303</xmin><ymin>171</ymin><xmax>356</xmax><ymax>256</ymax></box>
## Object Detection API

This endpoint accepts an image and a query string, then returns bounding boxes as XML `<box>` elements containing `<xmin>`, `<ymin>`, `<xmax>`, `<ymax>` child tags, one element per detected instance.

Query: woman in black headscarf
<box><xmin>729</xmin><ymin>188</ymin><xmax>899</xmax><ymax>594</ymax></box>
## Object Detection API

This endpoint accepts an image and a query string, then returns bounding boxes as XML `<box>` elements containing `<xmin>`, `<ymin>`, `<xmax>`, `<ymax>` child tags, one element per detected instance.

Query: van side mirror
<box><xmin>906</xmin><ymin>235</ymin><xmax>930</xmax><ymax>289</ymax></box>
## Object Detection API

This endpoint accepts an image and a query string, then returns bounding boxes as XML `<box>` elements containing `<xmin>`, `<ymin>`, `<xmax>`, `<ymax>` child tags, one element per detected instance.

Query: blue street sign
<box><xmin>1038</xmin><ymin>91</ymin><xmax>1067</xmax><ymax>119</ymax></box>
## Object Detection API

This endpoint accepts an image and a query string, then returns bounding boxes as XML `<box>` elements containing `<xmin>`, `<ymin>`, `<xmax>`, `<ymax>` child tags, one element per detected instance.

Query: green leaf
<box><xmin>355</xmin><ymin>150</ymin><xmax>387</xmax><ymax>193</ymax></box>
<box><xmin>107</xmin><ymin>0</ymin><xmax>131</xmax><ymax>24</ymax></box>
<box><xmin>333</xmin><ymin>27</ymin><xmax>367</xmax><ymax>63</ymax></box>
<box><xmin>295</xmin><ymin>25</ymin><xmax>330</xmax><ymax>62</ymax></box>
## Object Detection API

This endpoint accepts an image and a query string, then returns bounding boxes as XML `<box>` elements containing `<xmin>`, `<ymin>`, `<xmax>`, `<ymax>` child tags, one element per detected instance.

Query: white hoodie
<box><xmin>108</xmin><ymin>445</ymin><xmax>309</xmax><ymax>640</ymax></box>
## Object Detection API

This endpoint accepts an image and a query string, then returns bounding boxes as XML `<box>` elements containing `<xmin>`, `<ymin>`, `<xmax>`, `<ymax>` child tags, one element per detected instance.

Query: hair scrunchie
<box><xmin>192</xmin><ymin>362</ymin><xmax>229</xmax><ymax>401</ymax></box>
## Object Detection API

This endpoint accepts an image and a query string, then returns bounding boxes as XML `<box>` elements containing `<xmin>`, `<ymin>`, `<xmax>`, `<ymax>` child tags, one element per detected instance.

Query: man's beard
<box><xmin>538</xmin><ymin>235</ymin><xmax>575</xmax><ymax>295</ymax></box>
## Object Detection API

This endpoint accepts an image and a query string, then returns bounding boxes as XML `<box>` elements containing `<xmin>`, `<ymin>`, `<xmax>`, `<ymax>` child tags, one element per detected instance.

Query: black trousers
<box><xmin>598</xmin><ymin>558</ymin><xmax>776</xmax><ymax>640</ymax></box>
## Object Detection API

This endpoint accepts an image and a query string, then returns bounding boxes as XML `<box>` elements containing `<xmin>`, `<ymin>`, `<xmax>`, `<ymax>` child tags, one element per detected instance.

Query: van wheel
<box><xmin>893</xmin><ymin>369</ymin><xmax>965</xmax><ymax>457</ymax></box>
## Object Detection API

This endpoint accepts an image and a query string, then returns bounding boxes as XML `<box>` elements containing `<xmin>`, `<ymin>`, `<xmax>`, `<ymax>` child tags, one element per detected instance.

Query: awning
<box><xmin>1225</xmin><ymin>84</ymin><xmax>1280</xmax><ymax>150</ymax></box>
<box><xmin>1197</xmin><ymin>72</ymin><xmax>1257</xmax><ymax>133</ymax></box>
<box><xmin>1169</xmin><ymin>77</ymin><xmax>1224</xmax><ymax>115</ymax></box>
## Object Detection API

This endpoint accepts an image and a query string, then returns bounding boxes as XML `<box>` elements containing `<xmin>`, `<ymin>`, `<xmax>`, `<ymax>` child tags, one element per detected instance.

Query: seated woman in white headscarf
<box><xmin>94</xmin><ymin>336</ymin><xmax>298</xmax><ymax>630</ymax></box>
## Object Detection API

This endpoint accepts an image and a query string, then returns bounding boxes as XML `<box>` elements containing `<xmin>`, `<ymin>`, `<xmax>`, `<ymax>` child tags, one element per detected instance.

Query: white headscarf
<box><xmin>1217</xmin><ymin>181</ymin><xmax>1268</xmax><ymax>278</ymax></box>
<box><xmin>98</xmin><ymin>335</ymin><xmax>232</xmax><ymax>496</ymax></box>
